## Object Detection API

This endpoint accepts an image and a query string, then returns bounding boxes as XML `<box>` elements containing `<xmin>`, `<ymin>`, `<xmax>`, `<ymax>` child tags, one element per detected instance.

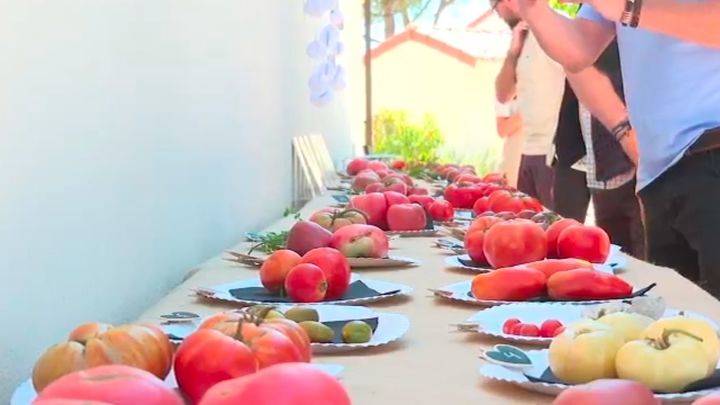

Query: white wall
<box><xmin>0</xmin><ymin>1</ymin><xmax>363</xmax><ymax>399</ymax></box>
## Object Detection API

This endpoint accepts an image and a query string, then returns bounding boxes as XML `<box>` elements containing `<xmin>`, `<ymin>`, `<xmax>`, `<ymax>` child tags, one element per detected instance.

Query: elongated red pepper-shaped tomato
<box><xmin>471</xmin><ymin>266</ymin><xmax>547</xmax><ymax>301</ymax></box>
<box><xmin>547</xmin><ymin>269</ymin><xmax>633</xmax><ymax>300</ymax></box>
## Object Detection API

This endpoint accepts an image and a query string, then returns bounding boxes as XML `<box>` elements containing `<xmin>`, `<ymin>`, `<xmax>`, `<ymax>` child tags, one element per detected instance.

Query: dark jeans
<box><xmin>593</xmin><ymin>179</ymin><xmax>646</xmax><ymax>260</ymax></box>
<box><xmin>518</xmin><ymin>155</ymin><xmax>555</xmax><ymax>210</ymax></box>
<box><xmin>639</xmin><ymin>149</ymin><xmax>720</xmax><ymax>297</ymax></box>
<box><xmin>553</xmin><ymin>165</ymin><xmax>645</xmax><ymax>258</ymax></box>
<box><xmin>553</xmin><ymin>165</ymin><xmax>590</xmax><ymax>222</ymax></box>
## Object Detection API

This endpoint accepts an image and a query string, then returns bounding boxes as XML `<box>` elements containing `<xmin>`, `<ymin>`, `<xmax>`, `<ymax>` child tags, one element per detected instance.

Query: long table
<box><xmin>138</xmin><ymin>192</ymin><xmax>720</xmax><ymax>404</ymax></box>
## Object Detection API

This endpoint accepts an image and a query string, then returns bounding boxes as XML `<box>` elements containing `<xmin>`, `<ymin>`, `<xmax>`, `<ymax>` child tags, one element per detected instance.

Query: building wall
<box><xmin>370</xmin><ymin>41</ymin><xmax>504</xmax><ymax>167</ymax></box>
<box><xmin>0</xmin><ymin>1</ymin><xmax>363</xmax><ymax>399</ymax></box>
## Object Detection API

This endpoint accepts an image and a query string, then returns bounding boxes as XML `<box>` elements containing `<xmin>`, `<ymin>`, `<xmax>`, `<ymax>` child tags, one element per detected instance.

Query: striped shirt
<box><xmin>573</xmin><ymin>104</ymin><xmax>634</xmax><ymax>190</ymax></box>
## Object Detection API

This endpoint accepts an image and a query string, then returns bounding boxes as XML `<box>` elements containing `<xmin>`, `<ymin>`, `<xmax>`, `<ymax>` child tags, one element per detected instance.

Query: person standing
<box><xmin>552</xmin><ymin>79</ymin><xmax>591</xmax><ymax>222</ymax></box>
<box><xmin>495</xmin><ymin>98</ymin><xmax>523</xmax><ymax>188</ymax></box>
<box><xmin>494</xmin><ymin>15</ymin><xmax>565</xmax><ymax>209</ymax></box>
<box><xmin>517</xmin><ymin>0</ymin><xmax>720</xmax><ymax>295</ymax></box>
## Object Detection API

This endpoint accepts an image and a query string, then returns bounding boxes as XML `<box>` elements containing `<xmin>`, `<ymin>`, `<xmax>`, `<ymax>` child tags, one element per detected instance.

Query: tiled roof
<box><xmin>368</xmin><ymin>12</ymin><xmax>510</xmax><ymax>66</ymax></box>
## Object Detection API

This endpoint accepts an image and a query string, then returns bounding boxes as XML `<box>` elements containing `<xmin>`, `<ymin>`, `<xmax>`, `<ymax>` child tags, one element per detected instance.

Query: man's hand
<box><xmin>621</xmin><ymin>128</ymin><xmax>640</xmax><ymax>166</ymax></box>
<box><xmin>562</xmin><ymin>0</ymin><xmax>624</xmax><ymax>22</ymax></box>
<box><xmin>508</xmin><ymin>22</ymin><xmax>530</xmax><ymax>57</ymax></box>
<box><xmin>517</xmin><ymin>0</ymin><xmax>540</xmax><ymax>19</ymax></box>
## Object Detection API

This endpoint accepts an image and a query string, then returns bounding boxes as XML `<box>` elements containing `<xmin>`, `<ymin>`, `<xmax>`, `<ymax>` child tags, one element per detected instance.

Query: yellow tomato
<box><xmin>548</xmin><ymin>320</ymin><xmax>625</xmax><ymax>384</ymax></box>
<box><xmin>644</xmin><ymin>316</ymin><xmax>720</xmax><ymax>375</ymax></box>
<box><xmin>597</xmin><ymin>312</ymin><xmax>654</xmax><ymax>342</ymax></box>
<box><xmin>616</xmin><ymin>330</ymin><xmax>709</xmax><ymax>393</ymax></box>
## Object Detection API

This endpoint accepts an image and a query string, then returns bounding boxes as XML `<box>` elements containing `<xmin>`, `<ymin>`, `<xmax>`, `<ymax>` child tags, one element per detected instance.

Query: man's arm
<box><xmin>565</xmin><ymin>67</ymin><xmax>638</xmax><ymax>164</ymax></box>
<box><xmin>519</xmin><ymin>3</ymin><xmax>615</xmax><ymax>72</ymax></box>
<box><xmin>635</xmin><ymin>1</ymin><xmax>720</xmax><ymax>47</ymax></box>
<box><xmin>495</xmin><ymin>54</ymin><xmax>519</xmax><ymax>103</ymax></box>
<box><xmin>497</xmin><ymin>114</ymin><xmax>522</xmax><ymax>138</ymax></box>
<box><xmin>575</xmin><ymin>0</ymin><xmax>720</xmax><ymax>48</ymax></box>
<box><xmin>495</xmin><ymin>23</ymin><xmax>529</xmax><ymax>103</ymax></box>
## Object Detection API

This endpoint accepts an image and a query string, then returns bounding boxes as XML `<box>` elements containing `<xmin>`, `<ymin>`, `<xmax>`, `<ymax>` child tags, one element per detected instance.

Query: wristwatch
<box><xmin>620</xmin><ymin>0</ymin><xmax>642</xmax><ymax>27</ymax></box>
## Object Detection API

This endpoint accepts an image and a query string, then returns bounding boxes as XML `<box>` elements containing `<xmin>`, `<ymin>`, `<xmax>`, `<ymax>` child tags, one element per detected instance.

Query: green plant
<box><xmin>549</xmin><ymin>0</ymin><xmax>580</xmax><ymax>17</ymax></box>
<box><xmin>372</xmin><ymin>110</ymin><xmax>444</xmax><ymax>165</ymax></box>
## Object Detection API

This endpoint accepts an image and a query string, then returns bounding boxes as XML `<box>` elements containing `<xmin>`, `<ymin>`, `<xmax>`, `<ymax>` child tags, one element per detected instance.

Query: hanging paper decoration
<box><xmin>303</xmin><ymin>0</ymin><xmax>338</xmax><ymax>17</ymax></box>
<box><xmin>304</xmin><ymin>0</ymin><xmax>346</xmax><ymax>107</ymax></box>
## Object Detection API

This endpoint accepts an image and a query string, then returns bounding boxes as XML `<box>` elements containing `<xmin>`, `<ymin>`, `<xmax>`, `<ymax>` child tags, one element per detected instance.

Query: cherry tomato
<box><xmin>539</xmin><ymin>319</ymin><xmax>564</xmax><ymax>338</ymax></box>
<box><xmin>517</xmin><ymin>324</ymin><xmax>540</xmax><ymax>337</ymax></box>
<box><xmin>502</xmin><ymin>318</ymin><xmax>522</xmax><ymax>334</ymax></box>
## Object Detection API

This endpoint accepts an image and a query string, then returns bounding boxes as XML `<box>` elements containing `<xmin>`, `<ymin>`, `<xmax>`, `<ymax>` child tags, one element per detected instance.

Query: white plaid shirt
<box><xmin>572</xmin><ymin>104</ymin><xmax>634</xmax><ymax>190</ymax></box>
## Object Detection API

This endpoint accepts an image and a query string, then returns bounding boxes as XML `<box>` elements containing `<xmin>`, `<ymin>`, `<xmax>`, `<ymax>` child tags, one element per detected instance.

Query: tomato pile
<box><xmin>502</xmin><ymin>318</ymin><xmax>565</xmax><ymax>338</ymax></box>
<box><xmin>28</xmin><ymin>157</ymin><xmax>720</xmax><ymax>405</ymax></box>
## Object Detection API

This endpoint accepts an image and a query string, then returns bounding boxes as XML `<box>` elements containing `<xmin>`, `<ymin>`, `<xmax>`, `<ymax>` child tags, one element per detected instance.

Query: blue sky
<box><xmin>370</xmin><ymin>1</ymin><xmax>490</xmax><ymax>44</ymax></box>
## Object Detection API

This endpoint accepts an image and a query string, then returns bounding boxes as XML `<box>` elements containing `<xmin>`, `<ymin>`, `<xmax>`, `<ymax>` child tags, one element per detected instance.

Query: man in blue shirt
<box><xmin>514</xmin><ymin>0</ymin><xmax>720</xmax><ymax>296</ymax></box>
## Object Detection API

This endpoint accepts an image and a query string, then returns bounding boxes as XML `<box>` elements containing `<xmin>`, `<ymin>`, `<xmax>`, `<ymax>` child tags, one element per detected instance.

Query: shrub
<box><xmin>372</xmin><ymin>110</ymin><xmax>444</xmax><ymax>164</ymax></box>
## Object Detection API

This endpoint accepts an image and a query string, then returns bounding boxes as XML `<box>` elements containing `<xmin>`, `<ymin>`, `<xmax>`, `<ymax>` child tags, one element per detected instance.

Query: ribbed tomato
<box><xmin>482</xmin><ymin>219</ymin><xmax>547</xmax><ymax>268</ymax></box>
<box><xmin>198</xmin><ymin>363</ymin><xmax>351</xmax><ymax>405</ymax></box>
<box><xmin>32</xmin><ymin>323</ymin><xmax>173</xmax><ymax>392</ymax></box>
<box><xmin>35</xmin><ymin>365</ymin><xmax>183</xmax><ymax>405</ymax></box>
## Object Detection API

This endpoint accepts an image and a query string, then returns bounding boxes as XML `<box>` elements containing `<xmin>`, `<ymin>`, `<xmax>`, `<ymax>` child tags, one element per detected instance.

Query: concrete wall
<box><xmin>0</xmin><ymin>1</ymin><xmax>363</xmax><ymax>399</ymax></box>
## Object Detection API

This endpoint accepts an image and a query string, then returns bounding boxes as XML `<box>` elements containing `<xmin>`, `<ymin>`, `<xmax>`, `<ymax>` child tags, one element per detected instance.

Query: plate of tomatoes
<box><xmin>429</xmin><ymin>268</ymin><xmax>654</xmax><ymax>308</ymax></box>
<box><xmin>457</xmin><ymin>303</ymin><xmax>573</xmax><ymax>345</ymax></box>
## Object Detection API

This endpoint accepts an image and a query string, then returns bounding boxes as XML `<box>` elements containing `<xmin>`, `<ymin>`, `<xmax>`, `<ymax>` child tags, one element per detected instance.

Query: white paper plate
<box><xmin>385</xmin><ymin>228</ymin><xmax>439</xmax><ymax>237</ymax></box>
<box><xmin>162</xmin><ymin>305</ymin><xmax>410</xmax><ymax>354</ymax></box>
<box><xmin>461</xmin><ymin>303</ymin><xmax>718</xmax><ymax>346</ymax></box>
<box><xmin>430</xmin><ymin>280</ymin><xmax>652</xmax><ymax>307</ymax></box>
<box><xmin>196</xmin><ymin>274</ymin><xmax>413</xmax><ymax>306</ymax></box>
<box><xmin>443</xmin><ymin>248</ymin><xmax>624</xmax><ymax>274</ymax></box>
<box><xmin>347</xmin><ymin>256</ymin><xmax>420</xmax><ymax>268</ymax></box>
<box><xmin>12</xmin><ymin>363</ymin><xmax>344</xmax><ymax>405</ymax></box>
<box><xmin>479</xmin><ymin>349</ymin><xmax>720</xmax><ymax>403</ymax></box>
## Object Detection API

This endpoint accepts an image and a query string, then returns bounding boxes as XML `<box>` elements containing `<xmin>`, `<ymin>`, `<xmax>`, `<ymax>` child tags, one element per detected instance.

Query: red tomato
<box><xmin>349</xmin><ymin>192</ymin><xmax>388</xmax><ymax>229</ymax></box>
<box><xmin>455</xmin><ymin>174</ymin><xmax>482</xmax><ymax>184</ymax></box>
<box><xmin>545</xmin><ymin>218</ymin><xmax>581</xmax><ymax>258</ymax></box>
<box><xmin>36</xmin><ymin>365</ymin><xmax>183</xmax><ymax>405</ymax></box>
<box><xmin>391</xmin><ymin>159</ymin><xmax>406</xmax><ymax>170</ymax></box>
<box><xmin>510</xmin><ymin>323</ymin><xmax>525</xmax><ymax>335</ymax></box>
<box><xmin>384</xmin><ymin>190</ymin><xmax>410</xmax><ymax>207</ymax></box>
<box><xmin>471</xmin><ymin>266</ymin><xmax>547</xmax><ymax>301</ymax></box>
<box><xmin>238</xmin><ymin>324</ymin><xmax>306</xmax><ymax>370</ymax></box>
<box><xmin>488</xmin><ymin>190</ymin><xmax>525</xmax><ymax>213</ymax></box>
<box><xmin>364</xmin><ymin>182</ymin><xmax>384</xmax><ymax>193</ymax></box>
<box><xmin>502</xmin><ymin>319</ymin><xmax>522</xmax><ymax>334</ymax></box>
<box><xmin>465</xmin><ymin>216</ymin><xmax>503</xmax><ymax>263</ymax></box>
<box><xmin>518</xmin><ymin>324</ymin><xmax>540</xmax><ymax>337</ymax></box>
<box><xmin>259</xmin><ymin>250</ymin><xmax>302</xmax><ymax>294</ymax></box>
<box><xmin>557</xmin><ymin>225</ymin><xmax>611</xmax><ymax>263</ymax></box>
<box><xmin>346</xmin><ymin>158</ymin><xmax>369</xmax><ymax>176</ymax></box>
<box><xmin>472</xmin><ymin>196</ymin><xmax>490</xmax><ymax>215</ymax></box>
<box><xmin>300</xmin><ymin>248</ymin><xmax>351</xmax><ymax>300</ymax></box>
<box><xmin>429</xmin><ymin>200</ymin><xmax>454</xmax><ymax>222</ymax></box>
<box><xmin>551</xmin><ymin>379</ymin><xmax>657</xmax><ymax>405</ymax></box>
<box><xmin>174</xmin><ymin>329</ymin><xmax>259</xmax><ymax>403</ymax></box>
<box><xmin>408</xmin><ymin>186</ymin><xmax>430</xmax><ymax>195</ymax></box>
<box><xmin>482</xmin><ymin>172</ymin><xmax>506</xmax><ymax>184</ymax></box>
<box><xmin>521</xmin><ymin>195</ymin><xmax>544</xmax><ymax>212</ymax></box>
<box><xmin>199</xmin><ymin>363</ymin><xmax>351</xmax><ymax>405</ymax></box>
<box><xmin>482</xmin><ymin>220</ymin><xmax>548</xmax><ymax>268</ymax></box>
<box><xmin>284</xmin><ymin>264</ymin><xmax>327</xmax><ymax>302</ymax></box>
<box><xmin>408</xmin><ymin>194</ymin><xmax>435</xmax><ymax>211</ymax></box>
<box><xmin>367</xmin><ymin>160</ymin><xmax>388</xmax><ymax>172</ymax></box>
<box><xmin>540</xmin><ymin>320</ymin><xmax>564</xmax><ymax>338</ymax></box>
<box><xmin>481</xmin><ymin>184</ymin><xmax>504</xmax><ymax>197</ymax></box>
<box><xmin>386</xmin><ymin>203</ymin><xmax>427</xmax><ymax>231</ymax></box>
<box><xmin>444</xmin><ymin>184</ymin><xmax>479</xmax><ymax>209</ymax></box>
<box><xmin>547</xmin><ymin>269</ymin><xmax>632</xmax><ymax>300</ymax></box>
